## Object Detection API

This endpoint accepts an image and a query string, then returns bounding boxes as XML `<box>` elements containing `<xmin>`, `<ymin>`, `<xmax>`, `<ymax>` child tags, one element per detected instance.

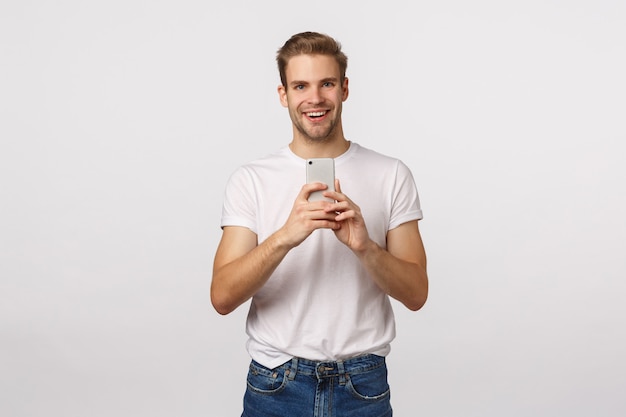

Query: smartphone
<box><xmin>306</xmin><ymin>158</ymin><xmax>335</xmax><ymax>202</ymax></box>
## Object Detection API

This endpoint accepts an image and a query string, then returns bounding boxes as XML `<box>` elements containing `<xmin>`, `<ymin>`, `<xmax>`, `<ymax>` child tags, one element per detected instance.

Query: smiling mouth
<box><xmin>305</xmin><ymin>111</ymin><xmax>327</xmax><ymax>118</ymax></box>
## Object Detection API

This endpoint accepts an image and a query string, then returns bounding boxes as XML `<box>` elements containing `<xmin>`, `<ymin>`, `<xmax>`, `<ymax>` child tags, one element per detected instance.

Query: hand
<box><xmin>324</xmin><ymin>179</ymin><xmax>372</xmax><ymax>253</ymax></box>
<box><xmin>277</xmin><ymin>182</ymin><xmax>341</xmax><ymax>248</ymax></box>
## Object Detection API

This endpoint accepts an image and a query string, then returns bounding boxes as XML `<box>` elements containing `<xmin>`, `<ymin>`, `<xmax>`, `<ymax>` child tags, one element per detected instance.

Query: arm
<box><xmin>326</xmin><ymin>180</ymin><xmax>428</xmax><ymax>311</ymax></box>
<box><xmin>211</xmin><ymin>226</ymin><xmax>290</xmax><ymax>315</ymax></box>
<box><xmin>211</xmin><ymin>182</ymin><xmax>340</xmax><ymax>315</ymax></box>
<box><xmin>356</xmin><ymin>220</ymin><xmax>428</xmax><ymax>311</ymax></box>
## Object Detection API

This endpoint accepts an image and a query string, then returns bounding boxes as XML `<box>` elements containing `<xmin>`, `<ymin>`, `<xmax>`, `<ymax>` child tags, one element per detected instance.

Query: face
<box><xmin>278</xmin><ymin>54</ymin><xmax>349</xmax><ymax>143</ymax></box>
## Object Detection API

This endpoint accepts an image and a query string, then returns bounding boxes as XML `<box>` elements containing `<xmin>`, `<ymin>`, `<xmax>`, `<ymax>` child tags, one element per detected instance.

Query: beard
<box><xmin>295</xmin><ymin>120</ymin><xmax>335</xmax><ymax>142</ymax></box>
<box><xmin>290</xmin><ymin>108</ymin><xmax>341</xmax><ymax>143</ymax></box>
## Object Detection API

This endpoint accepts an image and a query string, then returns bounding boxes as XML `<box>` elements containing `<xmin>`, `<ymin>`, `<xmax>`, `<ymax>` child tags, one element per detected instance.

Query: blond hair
<box><xmin>276</xmin><ymin>31</ymin><xmax>348</xmax><ymax>87</ymax></box>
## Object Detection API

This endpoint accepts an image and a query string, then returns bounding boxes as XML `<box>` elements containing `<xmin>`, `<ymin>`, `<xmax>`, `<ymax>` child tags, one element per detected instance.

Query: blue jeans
<box><xmin>242</xmin><ymin>354</ymin><xmax>392</xmax><ymax>417</ymax></box>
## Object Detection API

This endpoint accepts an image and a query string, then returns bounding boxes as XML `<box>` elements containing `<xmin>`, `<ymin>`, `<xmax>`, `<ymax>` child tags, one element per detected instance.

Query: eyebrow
<box><xmin>289</xmin><ymin>77</ymin><xmax>339</xmax><ymax>87</ymax></box>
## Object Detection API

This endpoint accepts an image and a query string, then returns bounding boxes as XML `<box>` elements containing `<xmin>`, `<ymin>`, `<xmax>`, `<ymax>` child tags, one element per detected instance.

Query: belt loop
<box><xmin>337</xmin><ymin>360</ymin><xmax>346</xmax><ymax>386</ymax></box>
<box><xmin>288</xmin><ymin>357</ymin><xmax>298</xmax><ymax>381</ymax></box>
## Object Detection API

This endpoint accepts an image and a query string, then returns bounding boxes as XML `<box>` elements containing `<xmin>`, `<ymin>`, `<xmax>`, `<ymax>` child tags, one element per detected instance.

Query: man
<box><xmin>211</xmin><ymin>31</ymin><xmax>428</xmax><ymax>417</ymax></box>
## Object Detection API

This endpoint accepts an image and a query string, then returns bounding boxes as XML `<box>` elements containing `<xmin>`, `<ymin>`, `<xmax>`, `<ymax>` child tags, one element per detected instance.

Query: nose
<box><xmin>308</xmin><ymin>86</ymin><xmax>323</xmax><ymax>104</ymax></box>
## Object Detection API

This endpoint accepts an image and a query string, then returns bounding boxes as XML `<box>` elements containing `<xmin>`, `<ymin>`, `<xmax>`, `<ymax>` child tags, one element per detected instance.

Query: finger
<box><xmin>334</xmin><ymin>209</ymin><xmax>356</xmax><ymax>221</ymax></box>
<box><xmin>334</xmin><ymin>178</ymin><xmax>342</xmax><ymax>194</ymax></box>
<box><xmin>323</xmin><ymin>179</ymin><xmax>343</xmax><ymax>203</ymax></box>
<box><xmin>299</xmin><ymin>182</ymin><xmax>329</xmax><ymax>201</ymax></box>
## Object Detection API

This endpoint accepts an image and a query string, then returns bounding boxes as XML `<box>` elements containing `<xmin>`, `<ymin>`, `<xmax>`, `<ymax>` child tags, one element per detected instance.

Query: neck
<box><xmin>289</xmin><ymin>122</ymin><xmax>350</xmax><ymax>158</ymax></box>
<box><xmin>289</xmin><ymin>136</ymin><xmax>350</xmax><ymax>159</ymax></box>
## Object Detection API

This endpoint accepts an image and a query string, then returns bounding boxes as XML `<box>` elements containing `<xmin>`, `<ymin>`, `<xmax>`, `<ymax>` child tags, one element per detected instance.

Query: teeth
<box><xmin>306</xmin><ymin>111</ymin><xmax>326</xmax><ymax>117</ymax></box>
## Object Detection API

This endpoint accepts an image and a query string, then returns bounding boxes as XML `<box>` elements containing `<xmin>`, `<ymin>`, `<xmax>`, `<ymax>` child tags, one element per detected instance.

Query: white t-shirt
<box><xmin>220</xmin><ymin>142</ymin><xmax>423</xmax><ymax>369</ymax></box>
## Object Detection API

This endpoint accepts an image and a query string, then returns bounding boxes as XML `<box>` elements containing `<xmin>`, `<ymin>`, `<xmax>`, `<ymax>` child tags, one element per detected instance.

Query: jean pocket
<box><xmin>246</xmin><ymin>361</ymin><xmax>288</xmax><ymax>395</ymax></box>
<box><xmin>346</xmin><ymin>363</ymin><xmax>390</xmax><ymax>401</ymax></box>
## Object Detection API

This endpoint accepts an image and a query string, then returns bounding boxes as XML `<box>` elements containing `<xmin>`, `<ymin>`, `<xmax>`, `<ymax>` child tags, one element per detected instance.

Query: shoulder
<box><xmin>349</xmin><ymin>142</ymin><xmax>412</xmax><ymax>172</ymax></box>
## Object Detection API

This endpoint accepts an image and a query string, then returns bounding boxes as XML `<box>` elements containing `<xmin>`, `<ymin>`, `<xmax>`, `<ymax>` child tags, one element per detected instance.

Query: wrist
<box><xmin>353</xmin><ymin>238</ymin><xmax>379</xmax><ymax>258</ymax></box>
<box><xmin>271</xmin><ymin>227</ymin><xmax>299</xmax><ymax>252</ymax></box>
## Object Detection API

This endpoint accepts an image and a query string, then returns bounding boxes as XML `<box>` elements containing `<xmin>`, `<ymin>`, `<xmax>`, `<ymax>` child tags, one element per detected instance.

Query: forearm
<box><xmin>211</xmin><ymin>231</ymin><xmax>291</xmax><ymax>315</ymax></box>
<box><xmin>212</xmin><ymin>184</ymin><xmax>342</xmax><ymax>315</ymax></box>
<box><xmin>355</xmin><ymin>240</ymin><xmax>428</xmax><ymax>311</ymax></box>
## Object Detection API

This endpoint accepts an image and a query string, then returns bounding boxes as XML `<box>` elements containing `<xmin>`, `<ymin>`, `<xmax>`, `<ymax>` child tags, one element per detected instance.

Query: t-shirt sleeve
<box><xmin>220</xmin><ymin>166</ymin><xmax>258</xmax><ymax>234</ymax></box>
<box><xmin>389</xmin><ymin>160</ymin><xmax>423</xmax><ymax>230</ymax></box>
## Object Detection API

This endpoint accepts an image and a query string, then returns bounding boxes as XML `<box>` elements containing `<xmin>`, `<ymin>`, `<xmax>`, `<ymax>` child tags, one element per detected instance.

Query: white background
<box><xmin>1</xmin><ymin>1</ymin><xmax>625</xmax><ymax>416</ymax></box>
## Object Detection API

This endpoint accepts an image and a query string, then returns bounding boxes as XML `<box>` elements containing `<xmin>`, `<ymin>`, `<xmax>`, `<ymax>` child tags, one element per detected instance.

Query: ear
<box><xmin>341</xmin><ymin>77</ymin><xmax>349</xmax><ymax>102</ymax></box>
<box><xmin>278</xmin><ymin>84</ymin><xmax>288</xmax><ymax>108</ymax></box>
